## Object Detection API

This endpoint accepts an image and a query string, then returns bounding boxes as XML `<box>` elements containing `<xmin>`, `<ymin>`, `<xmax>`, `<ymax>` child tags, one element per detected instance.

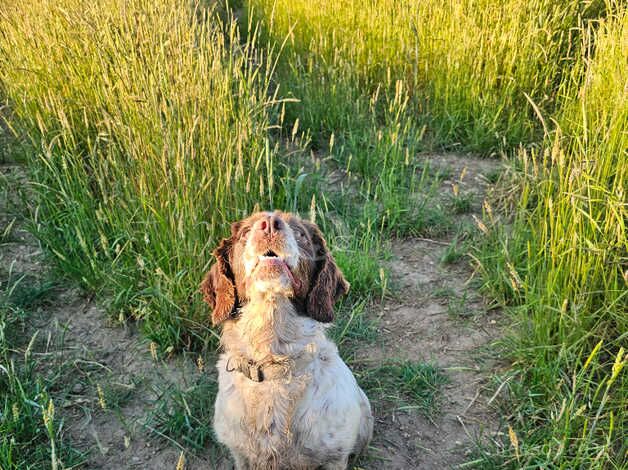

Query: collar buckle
<box><xmin>247</xmin><ymin>362</ymin><xmax>264</xmax><ymax>382</ymax></box>
<box><xmin>227</xmin><ymin>356</ymin><xmax>265</xmax><ymax>382</ymax></box>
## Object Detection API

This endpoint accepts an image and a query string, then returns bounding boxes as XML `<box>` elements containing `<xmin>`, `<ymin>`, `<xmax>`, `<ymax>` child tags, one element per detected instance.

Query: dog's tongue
<box><xmin>261</xmin><ymin>258</ymin><xmax>301</xmax><ymax>290</ymax></box>
<box><xmin>284</xmin><ymin>263</ymin><xmax>301</xmax><ymax>290</ymax></box>
<box><xmin>275</xmin><ymin>259</ymin><xmax>301</xmax><ymax>290</ymax></box>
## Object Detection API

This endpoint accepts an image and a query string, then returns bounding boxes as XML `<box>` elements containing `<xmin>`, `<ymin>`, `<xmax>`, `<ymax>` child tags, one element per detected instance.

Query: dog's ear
<box><xmin>200</xmin><ymin>235</ymin><xmax>236</xmax><ymax>326</ymax></box>
<box><xmin>303</xmin><ymin>221</ymin><xmax>350</xmax><ymax>323</ymax></box>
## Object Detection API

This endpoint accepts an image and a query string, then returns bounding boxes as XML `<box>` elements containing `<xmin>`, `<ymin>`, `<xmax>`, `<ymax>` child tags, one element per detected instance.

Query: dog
<box><xmin>201</xmin><ymin>210</ymin><xmax>373</xmax><ymax>470</ymax></box>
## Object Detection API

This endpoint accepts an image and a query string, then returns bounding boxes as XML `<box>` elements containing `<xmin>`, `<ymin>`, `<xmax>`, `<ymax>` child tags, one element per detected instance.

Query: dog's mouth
<box><xmin>255</xmin><ymin>249</ymin><xmax>301</xmax><ymax>290</ymax></box>
<box><xmin>258</xmin><ymin>250</ymin><xmax>285</xmax><ymax>266</ymax></box>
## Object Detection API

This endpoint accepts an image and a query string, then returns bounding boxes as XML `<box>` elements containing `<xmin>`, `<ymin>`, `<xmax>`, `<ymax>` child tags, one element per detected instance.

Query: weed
<box><xmin>432</xmin><ymin>287</ymin><xmax>456</xmax><ymax>300</ymax></box>
<box><xmin>98</xmin><ymin>379</ymin><xmax>141</xmax><ymax>412</ymax></box>
<box><xmin>446</xmin><ymin>292</ymin><xmax>474</xmax><ymax>318</ymax></box>
<box><xmin>484</xmin><ymin>168</ymin><xmax>503</xmax><ymax>185</ymax></box>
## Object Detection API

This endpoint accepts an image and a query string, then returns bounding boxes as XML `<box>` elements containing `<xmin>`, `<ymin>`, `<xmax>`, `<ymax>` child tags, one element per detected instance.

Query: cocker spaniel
<box><xmin>201</xmin><ymin>211</ymin><xmax>373</xmax><ymax>470</ymax></box>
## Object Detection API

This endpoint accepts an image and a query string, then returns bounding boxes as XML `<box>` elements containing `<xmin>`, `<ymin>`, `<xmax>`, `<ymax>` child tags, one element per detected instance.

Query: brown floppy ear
<box><xmin>304</xmin><ymin>221</ymin><xmax>350</xmax><ymax>323</ymax></box>
<box><xmin>200</xmin><ymin>236</ymin><xmax>236</xmax><ymax>326</ymax></box>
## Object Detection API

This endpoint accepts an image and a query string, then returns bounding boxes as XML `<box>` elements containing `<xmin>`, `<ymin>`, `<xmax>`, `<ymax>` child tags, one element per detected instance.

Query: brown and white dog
<box><xmin>201</xmin><ymin>211</ymin><xmax>373</xmax><ymax>470</ymax></box>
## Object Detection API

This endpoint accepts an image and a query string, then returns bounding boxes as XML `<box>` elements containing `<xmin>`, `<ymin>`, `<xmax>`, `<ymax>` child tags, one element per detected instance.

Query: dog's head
<box><xmin>201</xmin><ymin>211</ymin><xmax>349</xmax><ymax>326</ymax></box>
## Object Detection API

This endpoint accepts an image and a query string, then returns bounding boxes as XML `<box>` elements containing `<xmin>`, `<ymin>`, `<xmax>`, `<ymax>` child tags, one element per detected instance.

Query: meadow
<box><xmin>0</xmin><ymin>0</ymin><xmax>625</xmax><ymax>468</ymax></box>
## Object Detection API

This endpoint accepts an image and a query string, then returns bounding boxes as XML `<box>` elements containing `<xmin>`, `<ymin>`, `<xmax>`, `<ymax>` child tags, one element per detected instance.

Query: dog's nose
<box><xmin>257</xmin><ymin>214</ymin><xmax>284</xmax><ymax>235</ymax></box>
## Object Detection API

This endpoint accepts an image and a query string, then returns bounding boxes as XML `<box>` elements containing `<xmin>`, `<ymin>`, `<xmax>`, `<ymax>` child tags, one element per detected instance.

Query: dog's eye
<box><xmin>239</xmin><ymin>228</ymin><xmax>250</xmax><ymax>240</ymax></box>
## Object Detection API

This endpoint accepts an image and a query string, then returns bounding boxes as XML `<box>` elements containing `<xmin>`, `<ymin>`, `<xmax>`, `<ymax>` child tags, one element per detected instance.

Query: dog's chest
<box><xmin>215</xmin><ymin>363</ymin><xmax>316</xmax><ymax>464</ymax></box>
<box><xmin>240</xmin><ymin>368</ymin><xmax>311</xmax><ymax>435</ymax></box>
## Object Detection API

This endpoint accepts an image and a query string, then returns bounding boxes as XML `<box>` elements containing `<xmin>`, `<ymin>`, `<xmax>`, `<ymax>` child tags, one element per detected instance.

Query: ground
<box><xmin>1</xmin><ymin>153</ymin><xmax>504</xmax><ymax>469</ymax></box>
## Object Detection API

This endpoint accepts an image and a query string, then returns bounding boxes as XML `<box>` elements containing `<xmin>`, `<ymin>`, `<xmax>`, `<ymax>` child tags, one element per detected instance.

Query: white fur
<box><xmin>243</xmin><ymin>212</ymin><xmax>301</xmax><ymax>276</ymax></box>
<box><xmin>213</xmin><ymin>295</ymin><xmax>373</xmax><ymax>470</ymax></box>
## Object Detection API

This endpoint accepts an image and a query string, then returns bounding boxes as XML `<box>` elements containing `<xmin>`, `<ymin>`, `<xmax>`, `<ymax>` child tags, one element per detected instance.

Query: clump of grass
<box><xmin>316</xmin><ymin>82</ymin><xmax>447</xmax><ymax>239</ymax></box>
<box><xmin>0</xmin><ymin>0</ymin><xmax>298</xmax><ymax>351</ymax></box>
<box><xmin>449</xmin><ymin>193</ymin><xmax>473</xmax><ymax>215</ymax></box>
<box><xmin>449</xmin><ymin>173</ymin><xmax>474</xmax><ymax>215</ymax></box>
<box><xmin>446</xmin><ymin>292</ymin><xmax>473</xmax><ymax>318</ymax></box>
<box><xmin>441</xmin><ymin>236</ymin><xmax>467</xmax><ymax>265</ymax></box>
<box><xmin>96</xmin><ymin>379</ymin><xmax>140</xmax><ymax>412</ymax></box>
<box><xmin>473</xmin><ymin>6</ymin><xmax>627</xmax><ymax>467</ymax></box>
<box><xmin>469</xmin><ymin>344</ymin><xmax>626</xmax><ymax>469</ymax></box>
<box><xmin>358</xmin><ymin>360</ymin><xmax>448</xmax><ymax>416</ymax></box>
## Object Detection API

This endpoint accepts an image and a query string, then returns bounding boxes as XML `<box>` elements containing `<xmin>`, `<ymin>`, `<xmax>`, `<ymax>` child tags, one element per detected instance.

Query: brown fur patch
<box><xmin>302</xmin><ymin>221</ymin><xmax>350</xmax><ymax>322</ymax></box>
<box><xmin>200</xmin><ymin>237</ymin><xmax>237</xmax><ymax>325</ymax></box>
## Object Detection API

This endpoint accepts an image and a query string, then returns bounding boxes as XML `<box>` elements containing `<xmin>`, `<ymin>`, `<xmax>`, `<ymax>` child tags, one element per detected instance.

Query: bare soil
<box><xmin>1</xmin><ymin>153</ymin><xmax>504</xmax><ymax>469</ymax></box>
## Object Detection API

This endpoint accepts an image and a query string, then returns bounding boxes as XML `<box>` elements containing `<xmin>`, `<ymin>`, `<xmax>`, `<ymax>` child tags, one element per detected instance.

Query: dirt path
<box><xmin>1</xmin><ymin>153</ymin><xmax>503</xmax><ymax>469</ymax></box>
<box><xmin>364</xmin><ymin>238</ymin><xmax>501</xmax><ymax>469</ymax></box>
<box><xmin>352</xmin><ymin>154</ymin><xmax>504</xmax><ymax>469</ymax></box>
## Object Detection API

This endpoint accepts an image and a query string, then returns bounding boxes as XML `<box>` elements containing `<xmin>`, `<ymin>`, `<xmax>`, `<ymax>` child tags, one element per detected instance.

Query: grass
<box><xmin>330</xmin><ymin>298</ymin><xmax>378</xmax><ymax>350</ymax></box>
<box><xmin>0</xmin><ymin>266</ymin><xmax>86</xmax><ymax>469</ymax></box>
<box><xmin>449</xmin><ymin>191</ymin><xmax>474</xmax><ymax>215</ymax></box>
<box><xmin>0</xmin><ymin>0</ymin><xmax>430</xmax><ymax>353</ymax></box>
<box><xmin>246</xmin><ymin>0</ymin><xmax>606</xmax><ymax>152</ymax></box>
<box><xmin>359</xmin><ymin>361</ymin><xmax>448</xmax><ymax>417</ymax></box>
<box><xmin>440</xmin><ymin>236</ymin><xmax>468</xmax><ymax>265</ymax></box>
<box><xmin>0</xmin><ymin>0</ymin><xmax>626</xmax><ymax>468</ymax></box>
<box><xmin>472</xmin><ymin>6</ymin><xmax>627</xmax><ymax>467</ymax></box>
<box><xmin>148</xmin><ymin>374</ymin><xmax>220</xmax><ymax>454</ymax></box>
<box><xmin>0</xmin><ymin>0</ymin><xmax>293</xmax><ymax>352</ymax></box>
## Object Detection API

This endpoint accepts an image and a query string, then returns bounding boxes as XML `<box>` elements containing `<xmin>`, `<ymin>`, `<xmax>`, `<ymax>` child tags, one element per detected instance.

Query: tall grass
<box><xmin>474</xmin><ymin>6</ymin><xmax>626</xmax><ymax>467</ymax></box>
<box><xmin>0</xmin><ymin>0</ymin><xmax>625</xmax><ymax>466</ymax></box>
<box><xmin>247</xmin><ymin>0</ymin><xmax>605</xmax><ymax>151</ymax></box>
<box><xmin>0</xmin><ymin>0</ymin><xmax>291</xmax><ymax>350</ymax></box>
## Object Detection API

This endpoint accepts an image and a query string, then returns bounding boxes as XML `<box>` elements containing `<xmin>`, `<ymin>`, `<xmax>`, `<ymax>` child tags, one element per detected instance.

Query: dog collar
<box><xmin>225</xmin><ymin>355</ymin><xmax>290</xmax><ymax>382</ymax></box>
